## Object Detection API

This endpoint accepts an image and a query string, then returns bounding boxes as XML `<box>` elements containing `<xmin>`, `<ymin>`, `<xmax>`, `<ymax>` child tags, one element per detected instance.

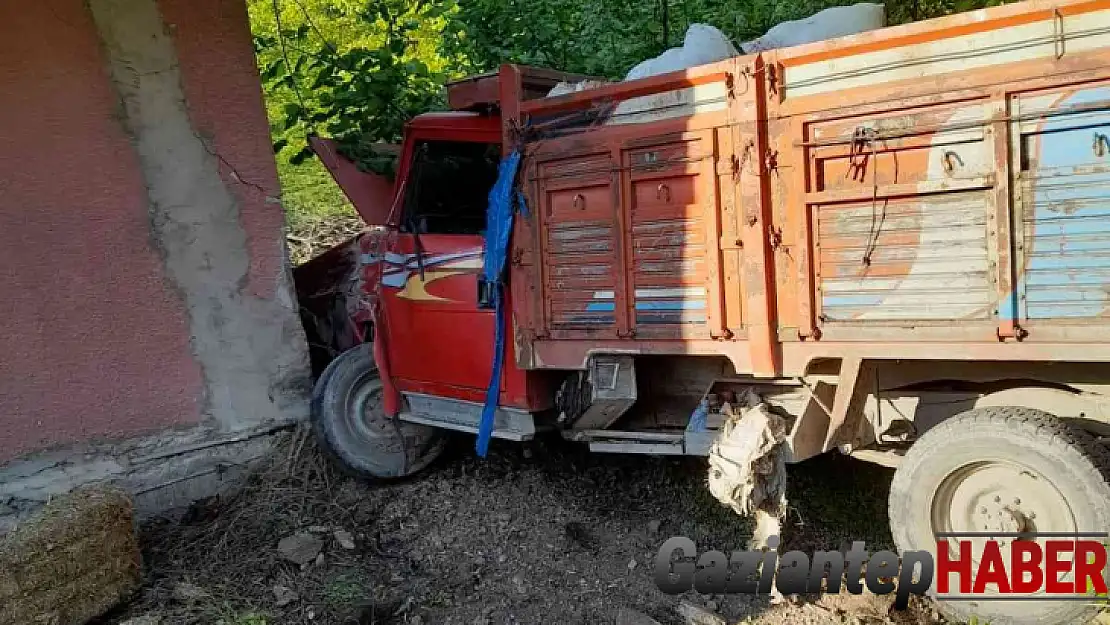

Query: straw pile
<box><xmin>0</xmin><ymin>486</ymin><xmax>140</xmax><ymax>625</ymax></box>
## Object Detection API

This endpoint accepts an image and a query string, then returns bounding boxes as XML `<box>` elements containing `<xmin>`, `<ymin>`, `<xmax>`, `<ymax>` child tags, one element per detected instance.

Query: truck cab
<box><xmin>297</xmin><ymin>68</ymin><xmax>583</xmax><ymax>477</ymax></box>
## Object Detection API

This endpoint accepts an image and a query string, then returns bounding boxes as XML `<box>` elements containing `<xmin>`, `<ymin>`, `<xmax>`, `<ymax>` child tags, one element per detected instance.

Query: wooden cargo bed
<box><xmin>499</xmin><ymin>0</ymin><xmax>1110</xmax><ymax>376</ymax></box>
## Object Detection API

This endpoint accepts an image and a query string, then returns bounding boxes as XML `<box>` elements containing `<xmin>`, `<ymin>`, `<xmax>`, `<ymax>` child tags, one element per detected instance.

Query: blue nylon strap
<box><xmin>477</xmin><ymin>150</ymin><xmax>522</xmax><ymax>457</ymax></box>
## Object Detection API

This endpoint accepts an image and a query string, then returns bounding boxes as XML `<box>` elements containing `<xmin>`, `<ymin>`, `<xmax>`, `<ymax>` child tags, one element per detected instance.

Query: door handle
<box><xmin>941</xmin><ymin>150</ymin><xmax>964</xmax><ymax>175</ymax></box>
<box><xmin>477</xmin><ymin>279</ymin><xmax>497</xmax><ymax>310</ymax></box>
<box><xmin>1094</xmin><ymin>133</ymin><xmax>1109</xmax><ymax>157</ymax></box>
<box><xmin>656</xmin><ymin>183</ymin><xmax>671</xmax><ymax>203</ymax></box>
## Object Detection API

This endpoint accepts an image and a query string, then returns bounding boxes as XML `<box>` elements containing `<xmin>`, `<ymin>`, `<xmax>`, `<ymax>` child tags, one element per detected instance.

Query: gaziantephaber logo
<box><xmin>654</xmin><ymin>533</ymin><xmax>1109</xmax><ymax>607</ymax></box>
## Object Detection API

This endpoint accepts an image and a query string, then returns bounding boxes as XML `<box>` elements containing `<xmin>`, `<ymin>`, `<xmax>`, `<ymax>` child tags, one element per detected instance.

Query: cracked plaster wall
<box><xmin>0</xmin><ymin>0</ymin><xmax>310</xmax><ymax>521</ymax></box>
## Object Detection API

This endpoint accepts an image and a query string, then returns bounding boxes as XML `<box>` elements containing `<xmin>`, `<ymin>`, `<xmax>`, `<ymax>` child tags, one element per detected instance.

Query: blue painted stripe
<box><xmin>585</xmin><ymin>302</ymin><xmax>616</xmax><ymax>312</ymax></box>
<box><xmin>1025</xmin><ymin>289</ymin><xmax>1110</xmax><ymax>303</ymax></box>
<box><xmin>1029</xmin><ymin>197</ymin><xmax>1110</xmax><ymax>217</ymax></box>
<box><xmin>1028</xmin><ymin>233</ymin><xmax>1110</xmax><ymax>248</ymax></box>
<box><xmin>998</xmin><ymin>290</ymin><xmax>1018</xmax><ymax>321</ymax></box>
<box><xmin>1027</xmin><ymin>306</ymin><xmax>1108</xmax><ymax>319</ymax></box>
<box><xmin>822</xmin><ymin>294</ymin><xmax>884</xmax><ymax>308</ymax></box>
<box><xmin>634</xmin><ymin>300</ymin><xmax>706</xmax><ymax>311</ymax></box>
<box><xmin>1026</xmin><ymin>270</ymin><xmax>1110</xmax><ymax>286</ymax></box>
<box><xmin>1027</xmin><ymin>255</ymin><xmax>1110</xmax><ymax>270</ymax></box>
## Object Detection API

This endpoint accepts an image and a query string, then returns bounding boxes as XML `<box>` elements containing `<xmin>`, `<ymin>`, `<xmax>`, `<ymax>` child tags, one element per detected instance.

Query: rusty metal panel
<box><xmin>806</xmin><ymin>102</ymin><xmax>997</xmax><ymax>323</ymax></box>
<box><xmin>545</xmin><ymin>223</ymin><xmax>620</xmax><ymax>327</ymax></box>
<box><xmin>506</xmin><ymin>0</ymin><xmax>1110</xmax><ymax>375</ymax></box>
<box><xmin>536</xmin><ymin>153</ymin><xmax>621</xmax><ymax>331</ymax></box>
<box><xmin>624</xmin><ymin>135</ymin><xmax>714</xmax><ymax>331</ymax></box>
<box><xmin>816</xmin><ymin>192</ymin><xmax>993</xmax><ymax>321</ymax></box>
<box><xmin>1015</xmin><ymin>82</ymin><xmax>1110</xmax><ymax>320</ymax></box>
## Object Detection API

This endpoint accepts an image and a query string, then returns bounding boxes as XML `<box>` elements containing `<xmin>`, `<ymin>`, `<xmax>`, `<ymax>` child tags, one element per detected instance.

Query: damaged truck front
<box><xmin>296</xmin><ymin>2</ymin><xmax>1110</xmax><ymax>623</ymax></box>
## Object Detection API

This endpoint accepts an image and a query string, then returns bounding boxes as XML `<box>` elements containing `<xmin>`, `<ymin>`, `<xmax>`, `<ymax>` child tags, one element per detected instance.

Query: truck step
<box><xmin>565</xmin><ymin>428</ymin><xmax>708</xmax><ymax>455</ymax></box>
<box><xmin>400</xmin><ymin>392</ymin><xmax>536</xmax><ymax>441</ymax></box>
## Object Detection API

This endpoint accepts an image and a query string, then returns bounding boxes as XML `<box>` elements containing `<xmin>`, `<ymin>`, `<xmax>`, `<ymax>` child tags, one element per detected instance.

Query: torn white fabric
<box><xmin>706</xmin><ymin>391</ymin><xmax>788</xmax><ymax>519</ymax></box>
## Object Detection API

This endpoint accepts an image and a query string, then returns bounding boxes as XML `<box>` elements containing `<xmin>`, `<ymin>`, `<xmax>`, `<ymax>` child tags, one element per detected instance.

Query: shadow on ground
<box><xmin>93</xmin><ymin>428</ymin><xmax>940</xmax><ymax>625</ymax></box>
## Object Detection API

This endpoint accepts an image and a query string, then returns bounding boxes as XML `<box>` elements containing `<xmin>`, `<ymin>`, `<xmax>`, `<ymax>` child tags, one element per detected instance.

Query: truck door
<box><xmin>377</xmin><ymin>138</ymin><xmax>503</xmax><ymax>397</ymax></box>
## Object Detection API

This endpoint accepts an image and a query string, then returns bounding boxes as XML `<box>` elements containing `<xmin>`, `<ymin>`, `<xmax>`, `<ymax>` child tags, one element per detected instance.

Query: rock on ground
<box><xmin>677</xmin><ymin>600</ymin><xmax>727</xmax><ymax>625</ymax></box>
<box><xmin>277</xmin><ymin>532</ymin><xmax>324</xmax><ymax>565</ymax></box>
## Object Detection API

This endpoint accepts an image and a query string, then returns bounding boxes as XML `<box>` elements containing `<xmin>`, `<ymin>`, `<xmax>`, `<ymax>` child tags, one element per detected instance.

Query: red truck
<box><xmin>295</xmin><ymin>2</ymin><xmax>1110</xmax><ymax>622</ymax></box>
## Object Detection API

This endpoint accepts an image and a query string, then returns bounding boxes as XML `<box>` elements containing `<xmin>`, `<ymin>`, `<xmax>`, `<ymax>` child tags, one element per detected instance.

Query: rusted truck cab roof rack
<box><xmin>446</xmin><ymin>67</ymin><xmax>603</xmax><ymax>112</ymax></box>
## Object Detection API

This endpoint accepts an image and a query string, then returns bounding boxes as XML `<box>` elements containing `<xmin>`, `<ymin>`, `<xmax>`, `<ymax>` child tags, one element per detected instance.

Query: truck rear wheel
<box><xmin>312</xmin><ymin>343</ymin><xmax>445</xmax><ymax>479</ymax></box>
<box><xmin>888</xmin><ymin>406</ymin><xmax>1110</xmax><ymax>625</ymax></box>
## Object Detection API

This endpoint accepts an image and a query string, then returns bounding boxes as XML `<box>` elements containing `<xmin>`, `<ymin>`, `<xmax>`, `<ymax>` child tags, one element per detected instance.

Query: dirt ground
<box><xmin>94</xmin><ymin>428</ymin><xmax>945</xmax><ymax>625</ymax></box>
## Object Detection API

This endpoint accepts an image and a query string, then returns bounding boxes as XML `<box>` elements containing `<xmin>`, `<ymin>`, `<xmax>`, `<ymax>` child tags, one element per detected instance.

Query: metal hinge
<box><xmin>768</xmin><ymin>225</ymin><xmax>783</xmax><ymax>251</ymax></box>
<box><xmin>765</xmin><ymin>149</ymin><xmax>779</xmax><ymax>173</ymax></box>
<box><xmin>997</xmin><ymin>321</ymin><xmax>1028</xmax><ymax>341</ymax></box>
<box><xmin>798</xmin><ymin>326</ymin><xmax>822</xmax><ymax>340</ymax></box>
<box><xmin>767</xmin><ymin>64</ymin><xmax>780</xmax><ymax>98</ymax></box>
<box><xmin>735</xmin><ymin>139</ymin><xmax>756</xmax><ymax>178</ymax></box>
<box><xmin>1053</xmin><ymin>8</ymin><xmax>1066</xmax><ymax>59</ymax></box>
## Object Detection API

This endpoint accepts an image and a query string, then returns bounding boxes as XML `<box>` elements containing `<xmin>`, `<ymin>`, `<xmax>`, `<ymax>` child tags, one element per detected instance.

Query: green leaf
<box><xmin>272</xmin><ymin>138</ymin><xmax>289</xmax><ymax>153</ymax></box>
<box><xmin>261</xmin><ymin>58</ymin><xmax>285</xmax><ymax>81</ymax></box>
<box><xmin>288</xmin><ymin>146</ymin><xmax>315</xmax><ymax>165</ymax></box>
<box><xmin>282</xmin><ymin>102</ymin><xmax>304</xmax><ymax>129</ymax></box>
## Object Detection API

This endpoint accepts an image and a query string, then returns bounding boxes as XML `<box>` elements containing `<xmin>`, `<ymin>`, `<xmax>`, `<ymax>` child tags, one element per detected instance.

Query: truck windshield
<box><xmin>401</xmin><ymin>140</ymin><xmax>500</xmax><ymax>235</ymax></box>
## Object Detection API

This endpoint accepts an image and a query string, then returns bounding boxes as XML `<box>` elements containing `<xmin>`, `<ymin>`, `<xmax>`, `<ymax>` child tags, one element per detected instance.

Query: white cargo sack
<box><xmin>740</xmin><ymin>3</ymin><xmax>885</xmax><ymax>53</ymax></box>
<box><xmin>611</xmin><ymin>23</ymin><xmax>739</xmax><ymax>124</ymax></box>
<box><xmin>546</xmin><ymin>23</ymin><xmax>739</xmax><ymax>124</ymax></box>
<box><xmin>623</xmin><ymin>23</ymin><xmax>739</xmax><ymax>81</ymax></box>
<box><xmin>546</xmin><ymin>79</ymin><xmax>608</xmax><ymax>97</ymax></box>
<box><xmin>544</xmin><ymin>5</ymin><xmax>885</xmax><ymax>124</ymax></box>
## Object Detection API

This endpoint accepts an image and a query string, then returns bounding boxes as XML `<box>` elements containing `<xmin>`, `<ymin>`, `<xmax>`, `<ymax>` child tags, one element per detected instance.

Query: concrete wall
<box><xmin>0</xmin><ymin>0</ymin><xmax>310</xmax><ymax>523</ymax></box>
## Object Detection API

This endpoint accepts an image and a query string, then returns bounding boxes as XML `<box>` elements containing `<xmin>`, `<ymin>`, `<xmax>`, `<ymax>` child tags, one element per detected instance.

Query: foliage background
<box><xmin>247</xmin><ymin>0</ymin><xmax>1011</xmax><ymax>244</ymax></box>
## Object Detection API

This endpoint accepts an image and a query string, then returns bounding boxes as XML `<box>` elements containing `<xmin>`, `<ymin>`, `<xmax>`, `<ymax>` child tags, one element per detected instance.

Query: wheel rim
<box><xmin>348</xmin><ymin>373</ymin><xmax>389</xmax><ymax>443</ymax></box>
<box><xmin>342</xmin><ymin>370</ymin><xmax>410</xmax><ymax>476</ymax></box>
<box><xmin>931</xmin><ymin>459</ymin><xmax>1080</xmax><ymax>596</ymax></box>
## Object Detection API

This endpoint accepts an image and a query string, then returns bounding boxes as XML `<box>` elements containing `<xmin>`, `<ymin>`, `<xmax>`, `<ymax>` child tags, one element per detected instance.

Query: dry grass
<box><xmin>94</xmin><ymin>428</ymin><xmax>393</xmax><ymax>625</ymax></box>
<box><xmin>2</xmin><ymin>486</ymin><xmax>140</xmax><ymax>625</ymax></box>
<box><xmin>287</xmin><ymin>214</ymin><xmax>366</xmax><ymax>266</ymax></box>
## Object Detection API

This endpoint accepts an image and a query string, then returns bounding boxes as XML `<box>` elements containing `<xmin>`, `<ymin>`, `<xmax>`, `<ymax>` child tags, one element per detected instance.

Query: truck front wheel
<box><xmin>311</xmin><ymin>343</ymin><xmax>446</xmax><ymax>479</ymax></box>
<box><xmin>888</xmin><ymin>406</ymin><xmax>1110</xmax><ymax>625</ymax></box>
